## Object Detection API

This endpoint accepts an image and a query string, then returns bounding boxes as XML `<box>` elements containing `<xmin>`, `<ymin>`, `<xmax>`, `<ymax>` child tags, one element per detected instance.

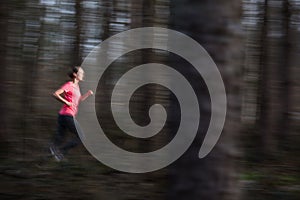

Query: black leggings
<box><xmin>53</xmin><ymin>114</ymin><xmax>82</xmax><ymax>154</ymax></box>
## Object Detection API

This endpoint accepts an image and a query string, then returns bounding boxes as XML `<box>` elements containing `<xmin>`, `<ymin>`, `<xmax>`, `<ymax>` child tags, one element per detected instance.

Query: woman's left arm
<box><xmin>80</xmin><ymin>90</ymin><xmax>93</xmax><ymax>102</ymax></box>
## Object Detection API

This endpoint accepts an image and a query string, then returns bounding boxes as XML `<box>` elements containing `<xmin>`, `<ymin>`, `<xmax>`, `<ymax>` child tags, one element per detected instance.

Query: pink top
<box><xmin>59</xmin><ymin>81</ymin><xmax>81</xmax><ymax>116</ymax></box>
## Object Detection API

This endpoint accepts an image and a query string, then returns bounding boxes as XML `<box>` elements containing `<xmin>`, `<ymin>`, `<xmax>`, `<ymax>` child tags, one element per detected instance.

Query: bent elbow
<box><xmin>52</xmin><ymin>92</ymin><xmax>58</xmax><ymax>98</ymax></box>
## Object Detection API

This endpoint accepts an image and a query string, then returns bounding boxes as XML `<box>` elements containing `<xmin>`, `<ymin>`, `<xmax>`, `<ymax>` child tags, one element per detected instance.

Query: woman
<box><xmin>50</xmin><ymin>66</ymin><xmax>93</xmax><ymax>161</ymax></box>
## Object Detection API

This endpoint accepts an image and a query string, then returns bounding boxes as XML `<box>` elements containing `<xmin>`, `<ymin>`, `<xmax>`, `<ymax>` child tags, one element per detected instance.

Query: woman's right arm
<box><xmin>53</xmin><ymin>89</ymin><xmax>71</xmax><ymax>106</ymax></box>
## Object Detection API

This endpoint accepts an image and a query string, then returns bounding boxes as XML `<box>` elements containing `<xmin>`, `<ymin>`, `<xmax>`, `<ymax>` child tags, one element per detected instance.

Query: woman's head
<box><xmin>68</xmin><ymin>66</ymin><xmax>84</xmax><ymax>81</ymax></box>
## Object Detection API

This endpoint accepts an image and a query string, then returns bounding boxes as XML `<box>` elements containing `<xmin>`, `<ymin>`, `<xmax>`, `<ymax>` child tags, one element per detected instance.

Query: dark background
<box><xmin>0</xmin><ymin>0</ymin><xmax>299</xmax><ymax>199</ymax></box>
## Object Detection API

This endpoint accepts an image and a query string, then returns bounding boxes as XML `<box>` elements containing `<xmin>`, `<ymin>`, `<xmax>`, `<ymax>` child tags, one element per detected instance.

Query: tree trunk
<box><xmin>257</xmin><ymin>0</ymin><xmax>291</xmax><ymax>158</ymax></box>
<box><xmin>168</xmin><ymin>0</ymin><xmax>243</xmax><ymax>199</ymax></box>
<box><xmin>73</xmin><ymin>0</ymin><xmax>83</xmax><ymax>66</ymax></box>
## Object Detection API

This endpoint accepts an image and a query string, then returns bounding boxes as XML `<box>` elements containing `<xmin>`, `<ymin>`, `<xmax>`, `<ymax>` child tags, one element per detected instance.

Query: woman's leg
<box><xmin>49</xmin><ymin>115</ymin><xmax>67</xmax><ymax>160</ymax></box>
<box><xmin>52</xmin><ymin>115</ymin><xmax>67</xmax><ymax>147</ymax></box>
<box><xmin>60</xmin><ymin>116</ymin><xmax>82</xmax><ymax>155</ymax></box>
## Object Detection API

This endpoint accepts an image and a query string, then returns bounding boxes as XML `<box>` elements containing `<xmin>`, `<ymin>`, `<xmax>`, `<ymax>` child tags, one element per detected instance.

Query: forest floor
<box><xmin>0</xmin><ymin>144</ymin><xmax>167</xmax><ymax>200</ymax></box>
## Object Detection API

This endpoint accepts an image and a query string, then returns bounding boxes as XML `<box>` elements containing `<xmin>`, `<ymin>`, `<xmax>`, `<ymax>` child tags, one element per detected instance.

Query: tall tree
<box><xmin>74</xmin><ymin>0</ymin><xmax>82</xmax><ymax>66</ymax></box>
<box><xmin>168</xmin><ymin>0</ymin><xmax>243</xmax><ymax>199</ymax></box>
<box><xmin>0</xmin><ymin>0</ymin><xmax>8</xmax><ymax>156</ymax></box>
<box><xmin>256</xmin><ymin>0</ymin><xmax>292</xmax><ymax>158</ymax></box>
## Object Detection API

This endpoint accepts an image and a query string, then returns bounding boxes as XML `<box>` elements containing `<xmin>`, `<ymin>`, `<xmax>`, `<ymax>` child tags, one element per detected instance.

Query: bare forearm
<box><xmin>80</xmin><ymin>90</ymin><xmax>93</xmax><ymax>102</ymax></box>
<box><xmin>53</xmin><ymin>93</ymin><xmax>70</xmax><ymax>106</ymax></box>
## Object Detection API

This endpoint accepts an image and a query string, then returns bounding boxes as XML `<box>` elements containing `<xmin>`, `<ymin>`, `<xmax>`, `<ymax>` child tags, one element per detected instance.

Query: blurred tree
<box><xmin>167</xmin><ymin>0</ymin><xmax>243</xmax><ymax>200</ymax></box>
<box><xmin>257</xmin><ymin>0</ymin><xmax>292</xmax><ymax>158</ymax></box>
<box><xmin>0</xmin><ymin>0</ymin><xmax>8</xmax><ymax>156</ymax></box>
<box><xmin>73</xmin><ymin>0</ymin><xmax>82</xmax><ymax>66</ymax></box>
<box><xmin>242</xmin><ymin>0</ymin><xmax>300</xmax><ymax>199</ymax></box>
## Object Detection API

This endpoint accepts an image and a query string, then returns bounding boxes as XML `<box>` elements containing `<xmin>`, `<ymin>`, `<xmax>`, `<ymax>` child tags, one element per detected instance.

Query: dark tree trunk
<box><xmin>167</xmin><ymin>0</ymin><xmax>243</xmax><ymax>199</ymax></box>
<box><xmin>74</xmin><ymin>0</ymin><xmax>82</xmax><ymax>66</ymax></box>
<box><xmin>257</xmin><ymin>0</ymin><xmax>291</xmax><ymax>158</ymax></box>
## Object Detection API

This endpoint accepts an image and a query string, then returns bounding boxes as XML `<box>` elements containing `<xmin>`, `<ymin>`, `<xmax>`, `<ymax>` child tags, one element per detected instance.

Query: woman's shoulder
<box><xmin>63</xmin><ymin>81</ymin><xmax>73</xmax><ymax>86</ymax></box>
<box><xmin>60</xmin><ymin>81</ymin><xmax>73</xmax><ymax>89</ymax></box>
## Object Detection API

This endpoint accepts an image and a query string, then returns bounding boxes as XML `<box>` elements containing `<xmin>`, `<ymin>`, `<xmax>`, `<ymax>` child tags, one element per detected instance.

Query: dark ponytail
<box><xmin>68</xmin><ymin>66</ymin><xmax>80</xmax><ymax>79</ymax></box>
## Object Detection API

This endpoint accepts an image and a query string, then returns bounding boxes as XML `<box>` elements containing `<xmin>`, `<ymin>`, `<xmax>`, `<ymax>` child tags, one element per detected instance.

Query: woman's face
<box><xmin>76</xmin><ymin>68</ymin><xmax>84</xmax><ymax>81</ymax></box>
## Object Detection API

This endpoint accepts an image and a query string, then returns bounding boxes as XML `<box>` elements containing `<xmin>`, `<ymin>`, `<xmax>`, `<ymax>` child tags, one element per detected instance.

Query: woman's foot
<box><xmin>49</xmin><ymin>145</ymin><xmax>64</xmax><ymax>162</ymax></box>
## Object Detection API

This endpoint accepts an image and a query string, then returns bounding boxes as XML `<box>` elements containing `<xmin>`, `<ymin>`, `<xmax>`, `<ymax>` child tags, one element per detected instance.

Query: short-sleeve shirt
<box><xmin>59</xmin><ymin>81</ymin><xmax>81</xmax><ymax>116</ymax></box>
